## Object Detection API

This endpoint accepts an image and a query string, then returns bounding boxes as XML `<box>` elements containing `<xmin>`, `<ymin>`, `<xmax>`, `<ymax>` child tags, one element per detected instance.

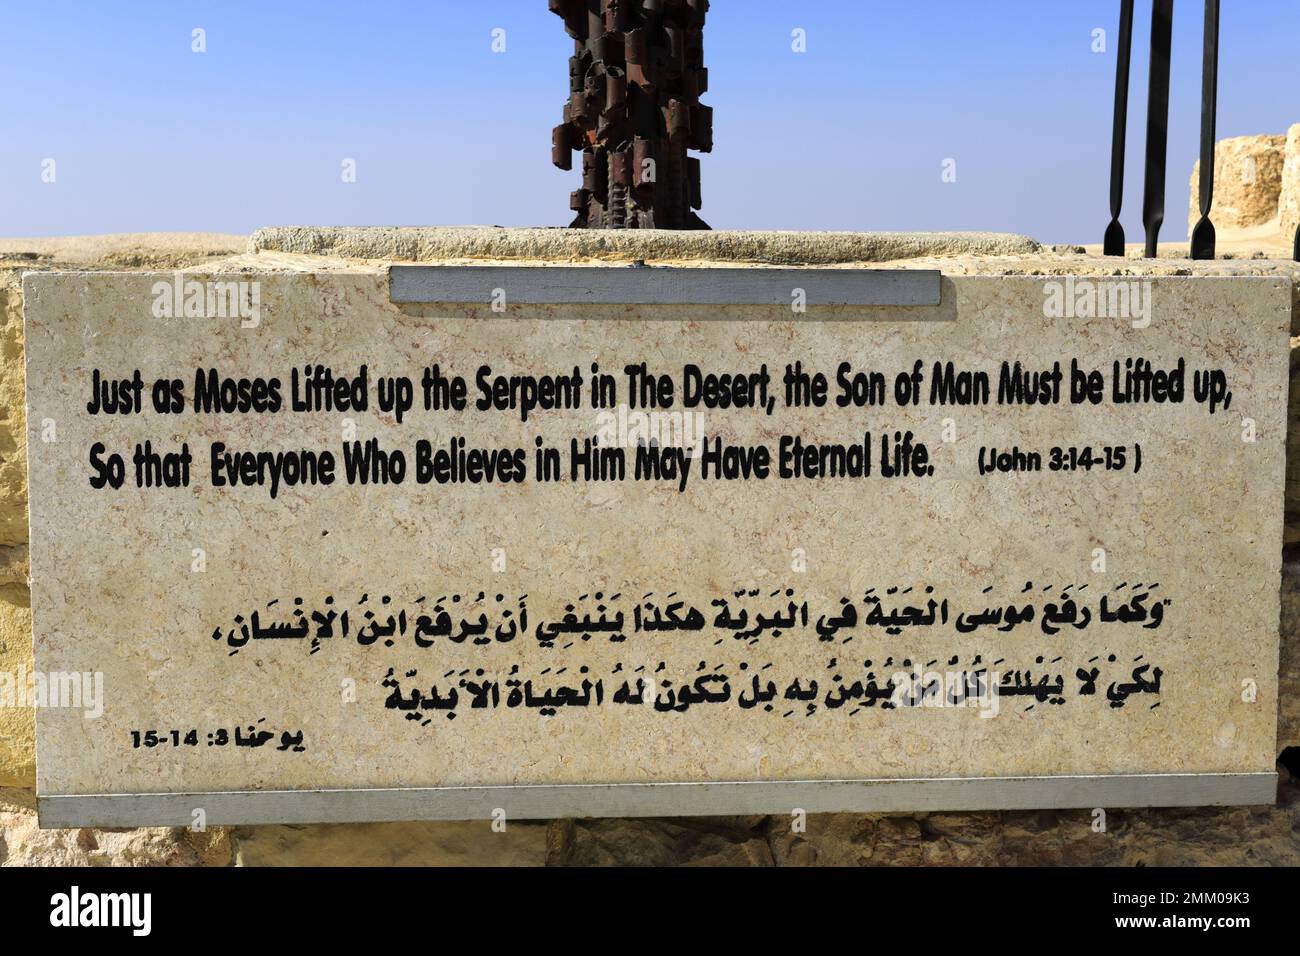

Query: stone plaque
<box><xmin>23</xmin><ymin>269</ymin><xmax>1289</xmax><ymax>826</ymax></box>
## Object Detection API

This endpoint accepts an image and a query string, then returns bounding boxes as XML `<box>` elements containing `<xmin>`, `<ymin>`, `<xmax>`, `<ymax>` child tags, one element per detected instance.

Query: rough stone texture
<box><xmin>902</xmin><ymin>248</ymin><xmax>1300</xmax><ymax>333</ymax></box>
<box><xmin>1189</xmin><ymin>135</ymin><xmax>1287</xmax><ymax>235</ymax></box>
<box><xmin>0</xmin><ymin>273</ymin><xmax>25</xmax><ymax>549</ymax></box>
<box><xmin>759</xmin><ymin>769</ymin><xmax>1300</xmax><ymax>866</ymax></box>
<box><xmin>539</xmin><ymin>772</ymin><xmax>1300</xmax><ymax>865</ymax></box>
<box><xmin>0</xmin><ymin>788</ymin><xmax>230</xmax><ymax>866</ymax></box>
<box><xmin>0</xmin><ymin>589</ymin><xmax>32</xmax><ymax>788</ymax></box>
<box><xmin>1280</xmin><ymin>124</ymin><xmax>1300</xmax><ymax>253</ymax></box>
<box><xmin>0</xmin><ymin>233</ymin><xmax>245</xmax><ymax>271</ymax></box>
<box><xmin>1279</xmin><ymin>564</ymin><xmax>1300</xmax><ymax>749</ymax></box>
<box><xmin>1291</xmin><ymin>348</ymin><xmax>1300</xmax><ymax>552</ymax></box>
<box><xmin>1</xmin><ymin>230</ymin><xmax>1298</xmax><ymax>865</ymax></box>
<box><xmin>552</xmin><ymin>816</ymin><xmax>775</xmax><ymax>866</ymax></box>
<box><xmin>0</xmin><ymin>271</ymin><xmax>32</xmax><ymax>788</ymax></box>
<box><xmin>249</xmin><ymin>226</ymin><xmax>1043</xmax><ymax>265</ymax></box>
<box><xmin>233</xmin><ymin>820</ymin><xmax>547</xmax><ymax>866</ymax></box>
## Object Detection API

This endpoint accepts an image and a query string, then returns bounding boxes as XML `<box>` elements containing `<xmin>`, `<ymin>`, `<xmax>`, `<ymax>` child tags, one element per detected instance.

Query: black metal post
<box><xmin>1190</xmin><ymin>0</ymin><xmax>1220</xmax><ymax>260</ymax></box>
<box><xmin>1142</xmin><ymin>0</ymin><xmax>1175</xmax><ymax>258</ymax></box>
<box><xmin>1104</xmin><ymin>0</ymin><xmax>1135</xmax><ymax>256</ymax></box>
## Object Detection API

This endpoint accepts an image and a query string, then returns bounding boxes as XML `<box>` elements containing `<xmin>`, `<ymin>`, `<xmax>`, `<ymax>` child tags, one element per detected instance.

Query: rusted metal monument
<box><xmin>550</xmin><ymin>0</ymin><xmax>713</xmax><ymax>229</ymax></box>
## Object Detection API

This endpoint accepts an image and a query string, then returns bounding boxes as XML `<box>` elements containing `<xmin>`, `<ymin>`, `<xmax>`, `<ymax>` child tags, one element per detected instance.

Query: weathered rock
<box><xmin>0</xmin><ymin>546</ymin><xmax>26</xmax><ymax>588</ymax></box>
<box><xmin>233</xmin><ymin>820</ymin><xmax>548</xmax><ymax>866</ymax></box>
<box><xmin>0</xmin><ymin>273</ymin><xmax>26</xmax><ymax>549</ymax></box>
<box><xmin>0</xmin><ymin>233</ymin><xmax>245</xmax><ymax>271</ymax></box>
<box><xmin>554</xmin><ymin>817</ymin><xmax>774</xmax><ymax>866</ymax></box>
<box><xmin>1289</xmin><ymin>348</ymin><xmax>1300</xmax><ymax>547</ymax></box>
<box><xmin>764</xmin><ymin>770</ymin><xmax>1300</xmax><ymax>866</ymax></box>
<box><xmin>1189</xmin><ymin>134</ymin><xmax>1286</xmax><ymax>235</ymax></box>
<box><xmin>1280</xmin><ymin>124</ymin><xmax>1300</xmax><ymax>252</ymax></box>
<box><xmin>0</xmin><ymin>788</ymin><xmax>210</xmax><ymax>866</ymax></box>
<box><xmin>185</xmin><ymin>827</ymin><xmax>235</xmax><ymax>867</ymax></box>
<box><xmin>0</xmin><ymin>270</ymin><xmax>34</xmax><ymax>787</ymax></box>
<box><xmin>1279</xmin><ymin>563</ymin><xmax>1300</xmax><ymax>749</ymax></box>
<box><xmin>0</xmin><ymin>587</ymin><xmax>33</xmax><ymax>787</ymax></box>
<box><xmin>249</xmin><ymin>226</ymin><xmax>1043</xmax><ymax>266</ymax></box>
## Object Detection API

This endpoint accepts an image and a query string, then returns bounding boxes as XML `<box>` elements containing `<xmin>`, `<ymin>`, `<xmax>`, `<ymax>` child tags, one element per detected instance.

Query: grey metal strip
<box><xmin>38</xmin><ymin>772</ymin><xmax>1275</xmax><ymax>829</ymax></box>
<box><xmin>389</xmin><ymin>265</ymin><xmax>942</xmax><ymax>307</ymax></box>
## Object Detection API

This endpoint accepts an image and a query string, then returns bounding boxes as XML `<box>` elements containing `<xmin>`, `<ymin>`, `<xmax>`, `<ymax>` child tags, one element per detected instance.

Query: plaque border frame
<box><xmin>39</xmin><ymin>772</ymin><xmax>1277</xmax><ymax>828</ymax></box>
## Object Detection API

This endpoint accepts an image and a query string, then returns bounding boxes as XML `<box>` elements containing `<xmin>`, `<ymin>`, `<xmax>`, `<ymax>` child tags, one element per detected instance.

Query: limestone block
<box><xmin>2</xmin><ymin>237</ymin><xmax>1298</xmax><ymax>867</ymax></box>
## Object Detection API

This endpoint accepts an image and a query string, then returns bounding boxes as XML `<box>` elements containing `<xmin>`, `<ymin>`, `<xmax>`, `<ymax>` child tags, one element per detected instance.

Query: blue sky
<box><xmin>1</xmin><ymin>1</ymin><xmax>1297</xmax><ymax>242</ymax></box>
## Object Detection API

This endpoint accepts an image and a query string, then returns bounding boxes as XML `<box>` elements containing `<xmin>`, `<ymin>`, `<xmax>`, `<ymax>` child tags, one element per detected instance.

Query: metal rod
<box><xmin>1142</xmin><ymin>0</ymin><xmax>1175</xmax><ymax>258</ymax></box>
<box><xmin>1190</xmin><ymin>0</ymin><xmax>1220</xmax><ymax>259</ymax></box>
<box><xmin>1104</xmin><ymin>0</ymin><xmax>1135</xmax><ymax>256</ymax></box>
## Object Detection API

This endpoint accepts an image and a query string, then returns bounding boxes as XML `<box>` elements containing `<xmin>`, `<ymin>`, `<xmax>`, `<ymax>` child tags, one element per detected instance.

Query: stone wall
<box><xmin>1189</xmin><ymin>134</ymin><xmax>1287</xmax><ymax>232</ymax></box>
<box><xmin>1189</xmin><ymin>125</ymin><xmax>1300</xmax><ymax>249</ymax></box>
<box><xmin>1</xmin><ymin>230</ymin><xmax>1297</xmax><ymax>866</ymax></box>
<box><xmin>0</xmin><ymin>269</ymin><xmax>31</xmax><ymax>789</ymax></box>
<box><xmin>1282</xmin><ymin>125</ymin><xmax>1300</xmax><ymax>250</ymax></box>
